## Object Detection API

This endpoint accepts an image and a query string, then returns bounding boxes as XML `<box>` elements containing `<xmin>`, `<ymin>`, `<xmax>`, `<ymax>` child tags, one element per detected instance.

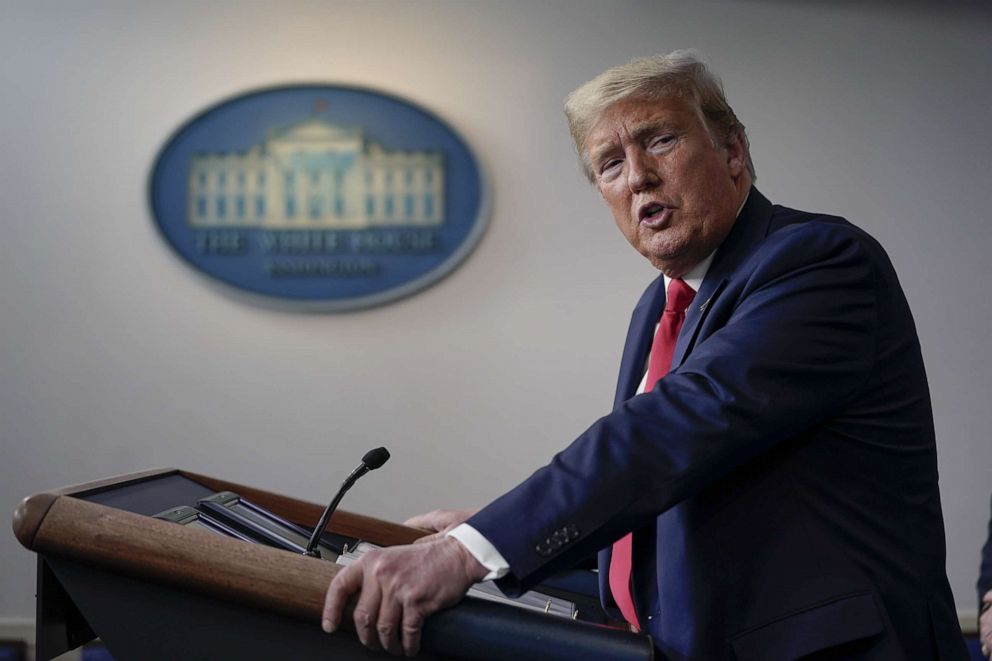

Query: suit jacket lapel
<box><xmin>613</xmin><ymin>188</ymin><xmax>776</xmax><ymax>401</ymax></box>
<box><xmin>671</xmin><ymin>187</ymin><xmax>775</xmax><ymax>369</ymax></box>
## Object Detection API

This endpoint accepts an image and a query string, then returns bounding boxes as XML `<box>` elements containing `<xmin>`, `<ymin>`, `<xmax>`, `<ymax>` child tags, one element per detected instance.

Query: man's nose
<box><xmin>626</xmin><ymin>150</ymin><xmax>660</xmax><ymax>192</ymax></box>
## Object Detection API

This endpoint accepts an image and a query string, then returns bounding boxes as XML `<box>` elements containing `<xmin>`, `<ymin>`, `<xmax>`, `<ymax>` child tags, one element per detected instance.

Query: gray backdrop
<box><xmin>2</xmin><ymin>0</ymin><xmax>990</xmax><ymax>629</ymax></box>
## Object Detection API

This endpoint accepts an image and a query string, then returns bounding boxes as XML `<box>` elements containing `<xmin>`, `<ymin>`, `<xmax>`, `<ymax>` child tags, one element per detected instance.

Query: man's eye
<box><xmin>649</xmin><ymin>135</ymin><xmax>676</xmax><ymax>150</ymax></box>
<box><xmin>599</xmin><ymin>159</ymin><xmax>622</xmax><ymax>176</ymax></box>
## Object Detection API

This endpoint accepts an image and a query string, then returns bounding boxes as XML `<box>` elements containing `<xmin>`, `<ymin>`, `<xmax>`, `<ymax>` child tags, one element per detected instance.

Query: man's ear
<box><xmin>725</xmin><ymin>126</ymin><xmax>747</xmax><ymax>177</ymax></box>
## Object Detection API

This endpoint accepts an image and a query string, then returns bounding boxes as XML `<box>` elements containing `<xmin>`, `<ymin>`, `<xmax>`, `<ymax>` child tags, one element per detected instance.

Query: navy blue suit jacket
<box><xmin>469</xmin><ymin>189</ymin><xmax>966</xmax><ymax>660</ymax></box>
<box><xmin>979</xmin><ymin>495</ymin><xmax>992</xmax><ymax>609</ymax></box>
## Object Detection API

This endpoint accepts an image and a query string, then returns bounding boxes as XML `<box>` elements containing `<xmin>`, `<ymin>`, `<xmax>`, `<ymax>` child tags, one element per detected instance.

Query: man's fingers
<box><xmin>322</xmin><ymin>564</ymin><xmax>363</xmax><ymax>633</ymax></box>
<box><xmin>321</xmin><ymin>539</ymin><xmax>483</xmax><ymax>656</ymax></box>
<box><xmin>376</xmin><ymin>594</ymin><xmax>404</xmax><ymax>655</ymax></box>
<box><xmin>352</xmin><ymin>569</ymin><xmax>384</xmax><ymax>651</ymax></box>
<box><xmin>403</xmin><ymin>508</ymin><xmax>479</xmax><ymax>532</ymax></box>
<box><xmin>403</xmin><ymin>511</ymin><xmax>440</xmax><ymax>530</ymax></box>
<box><xmin>402</xmin><ymin>610</ymin><xmax>426</xmax><ymax>657</ymax></box>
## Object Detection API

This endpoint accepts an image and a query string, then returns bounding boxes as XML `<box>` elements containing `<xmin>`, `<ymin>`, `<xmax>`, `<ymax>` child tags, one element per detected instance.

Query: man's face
<box><xmin>585</xmin><ymin>95</ymin><xmax>749</xmax><ymax>277</ymax></box>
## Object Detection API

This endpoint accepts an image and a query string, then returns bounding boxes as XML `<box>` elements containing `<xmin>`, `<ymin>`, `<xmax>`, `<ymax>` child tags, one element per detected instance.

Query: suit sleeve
<box><xmin>467</xmin><ymin>221</ymin><xmax>881</xmax><ymax>594</ymax></box>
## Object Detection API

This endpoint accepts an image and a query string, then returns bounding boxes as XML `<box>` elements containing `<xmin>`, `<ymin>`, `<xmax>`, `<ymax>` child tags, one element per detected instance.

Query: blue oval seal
<box><xmin>149</xmin><ymin>85</ymin><xmax>488</xmax><ymax>311</ymax></box>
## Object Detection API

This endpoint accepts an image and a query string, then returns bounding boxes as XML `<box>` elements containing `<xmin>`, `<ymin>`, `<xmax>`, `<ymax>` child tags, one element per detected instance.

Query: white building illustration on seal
<box><xmin>188</xmin><ymin>116</ymin><xmax>444</xmax><ymax>229</ymax></box>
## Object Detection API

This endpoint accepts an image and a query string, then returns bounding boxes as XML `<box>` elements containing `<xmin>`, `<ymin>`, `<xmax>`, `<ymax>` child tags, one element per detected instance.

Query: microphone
<box><xmin>303</xmin><ymin>447</ymin><xmax>390</xmax><ymax>557</ymax></box>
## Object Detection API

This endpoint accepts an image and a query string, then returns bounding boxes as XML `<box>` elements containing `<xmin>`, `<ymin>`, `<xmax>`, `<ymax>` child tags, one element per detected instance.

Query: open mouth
<box><xmin>639</xmin><ymin>202</ymin><xmax>672</xmax><ymax>228</ymax></box>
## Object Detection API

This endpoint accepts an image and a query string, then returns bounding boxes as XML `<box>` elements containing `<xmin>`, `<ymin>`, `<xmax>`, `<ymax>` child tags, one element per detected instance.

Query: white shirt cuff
<box><xmin>446</xmin><ymin>523</ymin><xmax>510</xmax><ymax>580</ymax></box>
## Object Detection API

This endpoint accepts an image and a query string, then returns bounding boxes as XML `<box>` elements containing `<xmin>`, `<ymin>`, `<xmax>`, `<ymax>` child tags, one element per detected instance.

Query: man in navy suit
<box><xmin>323</xmin><ymin>51</ymin><xmax>966</xmax><ymax>660</ymax></box>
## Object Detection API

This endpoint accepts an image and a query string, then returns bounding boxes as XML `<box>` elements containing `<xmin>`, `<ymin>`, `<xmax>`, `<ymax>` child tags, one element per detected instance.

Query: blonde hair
<box><xmin>564</xmin><ymin>50</ymin><xmax>755</xmax><ymax>182</ymax></box>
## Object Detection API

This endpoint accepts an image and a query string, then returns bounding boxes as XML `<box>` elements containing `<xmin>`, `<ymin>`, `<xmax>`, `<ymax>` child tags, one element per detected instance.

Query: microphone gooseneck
<box><xmin>303</xmin><ymin>447</ymin><xmax>390</xmax><ymax>558</ymax></box>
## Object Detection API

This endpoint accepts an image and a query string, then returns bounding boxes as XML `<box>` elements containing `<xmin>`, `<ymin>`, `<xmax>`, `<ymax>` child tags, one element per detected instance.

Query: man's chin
<box><xmin>642</xmin><ymin>244</ymin><xmax>691</xmax><ymax>276</ymax></box>
<box><xmin>647</xmin><ymin>257</ymin><xmax>688</xmax><ymax>278</ymax></box>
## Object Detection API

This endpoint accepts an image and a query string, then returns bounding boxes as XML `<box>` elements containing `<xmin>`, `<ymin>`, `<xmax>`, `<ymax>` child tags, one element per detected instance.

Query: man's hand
<box><xmin>322</xmin><ymin>536</ymin><xmax>489</xmax><ymax>657</ymax></box>
<box><xmin>981</xmin><ymin>590</ymin><xmax>992</xmax><ymax>658</ymax></box>
<box><xmin>404</xmin><ymin>508</ymin><xmax>478</xmax><ymax>542</ymax></box>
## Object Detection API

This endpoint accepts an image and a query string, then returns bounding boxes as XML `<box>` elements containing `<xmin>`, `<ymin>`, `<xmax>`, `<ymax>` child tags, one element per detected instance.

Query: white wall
<box><xmin>2</xmin><ymin>0</ymin><xmax>990</xmax><ymax>622</ymax></box>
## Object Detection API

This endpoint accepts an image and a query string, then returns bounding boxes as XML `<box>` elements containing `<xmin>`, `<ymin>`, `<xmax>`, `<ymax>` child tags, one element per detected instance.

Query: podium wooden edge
<box><xmin>12</xmin><ymin>492</ymin><xmax>57</xmax><ymax>550</ymax></box>
<box><xmin>8</xmin><ymin>466</ymin><xmax>429</xmax><ymax>626</ymax></box>
<box><xmin>16</xmin><ymin>494</ymin><xmax>338</xmax><ymax>623</ymax></box>
<box><xmin>12</xmin><ymin>467</ymin><xmax>429</xmax><ymax>547</ymax></box>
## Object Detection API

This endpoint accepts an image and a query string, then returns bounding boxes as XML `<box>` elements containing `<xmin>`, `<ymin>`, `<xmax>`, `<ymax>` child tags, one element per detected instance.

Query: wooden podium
<box><xmin>12</xmin><ymin>469</ymin><xmax>655</xmax><ymax>660</ymax></box>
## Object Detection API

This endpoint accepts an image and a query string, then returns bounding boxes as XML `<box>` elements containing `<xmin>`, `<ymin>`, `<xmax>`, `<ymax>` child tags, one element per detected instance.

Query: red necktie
<box><xmin>609</xmin><ymin>278</ymin><xmax>696</xmax><ymax>631</ymax></box>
